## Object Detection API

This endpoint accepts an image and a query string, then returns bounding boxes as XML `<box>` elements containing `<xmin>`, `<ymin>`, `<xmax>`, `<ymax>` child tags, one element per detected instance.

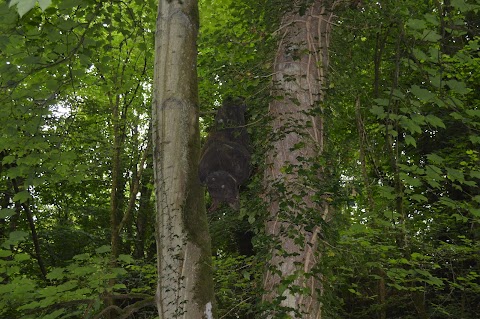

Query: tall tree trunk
<box><xmin>262</xmin><ymin>1</ymin><xmax>335</xmax><ymax>318</ymax></box>
<box><xmin>152</xmin><ymin>0</ymin><xmax>214</xmax><ymax>318</ymax></box>
<box><xmin>110</xmin><ymin>95</ymin><xmax>126</xmax><ymax>260</ymax></box>
<box><xmin>134</xmin><ymin>158</ymin><xmax>154</xmax><ymax>260</ymax></box>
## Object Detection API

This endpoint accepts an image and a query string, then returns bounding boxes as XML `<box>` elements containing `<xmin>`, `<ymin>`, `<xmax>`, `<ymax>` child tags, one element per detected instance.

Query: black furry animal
<box><xmin>199</xmin><ymin>97</ymin><xmax>251</xmax><ymax>211</ymax></box>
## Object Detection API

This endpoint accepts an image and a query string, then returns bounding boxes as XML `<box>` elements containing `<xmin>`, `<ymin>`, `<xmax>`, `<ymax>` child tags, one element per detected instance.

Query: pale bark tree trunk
<box><xmin>262</xmin><ymin>1</ymin><xmax>336</xmax><ymax>318</ymax></box>
<box><xmin>152</xmin><ymin>0</ymin><xmax>215</xmax><ymax>318</ymax></box>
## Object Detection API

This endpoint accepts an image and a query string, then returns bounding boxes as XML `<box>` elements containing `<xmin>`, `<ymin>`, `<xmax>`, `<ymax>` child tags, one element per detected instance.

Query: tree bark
<box><xmin>262</xmin><ymin>1</ymin><xmax>335</xmax><ymax>318</ymax></box>
<box><xmin>152</xmin><ymin>0</ymin><xmax>214</xmax><ymax>318</ymax></box>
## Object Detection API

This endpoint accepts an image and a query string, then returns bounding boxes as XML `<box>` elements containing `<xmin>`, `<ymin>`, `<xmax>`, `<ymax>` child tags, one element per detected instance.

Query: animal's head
<box><xmin>215</xmin><ymin>96</ymin><xmax>247</xmax><ymax>129</ymax></box>
<box><xmin>205</xmin><ymin>171</ymin><xmax>240</xmax><ymax>210</ymax></box>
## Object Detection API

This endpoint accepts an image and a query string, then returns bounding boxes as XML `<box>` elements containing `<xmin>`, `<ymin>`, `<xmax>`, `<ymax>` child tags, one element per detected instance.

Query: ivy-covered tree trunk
<box><xmin>152</xmin><ymin>0</ymin><xmax>215</xmax><ymax>318</ymax></box>
<box><xmin>262</xmin><ymin>1</ymin><xmax>335</xmax><ymax>317</ymax></box>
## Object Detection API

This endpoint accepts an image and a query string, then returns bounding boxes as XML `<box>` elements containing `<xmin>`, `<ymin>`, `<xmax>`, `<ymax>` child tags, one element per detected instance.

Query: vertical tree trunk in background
<box><xmin>134</xmin><ymin>158</ymin><xmax>154</xmax><ymax>259</ymax></box>
<box><xmin>262</xmin><ymin>1</ymin><xmax>335</xmax><ymax>318</ymax></box>
<box><xmin>152</xmin><ymin>0</ymin><xmax>214</xmax><ymax>318</ymax></box>
<box><xmin>110</xmin><ymin>96</ymin><xmax>126</xmax><ymax>260</ymax></box>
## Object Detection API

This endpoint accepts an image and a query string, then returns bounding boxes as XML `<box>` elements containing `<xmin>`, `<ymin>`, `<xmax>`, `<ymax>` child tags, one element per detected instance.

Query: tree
<box><xmin>152</xmin><ymin>0</ymin><xmax>215</xmax><ymax>318</ymax></box>
<box><xmin>2</xmin><ymin>0</ymin><xmax>479</xmax><ymax>318</ymax></box>
<box><xmin>261</xmin><ymin>0</ymin><xmax>336</xmax><ymax>317</ymax></box>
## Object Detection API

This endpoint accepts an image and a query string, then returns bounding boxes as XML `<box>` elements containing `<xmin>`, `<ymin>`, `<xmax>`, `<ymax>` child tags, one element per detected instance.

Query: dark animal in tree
<box><xmin>199</xmin><ymin>97</ymin><xmax>251</xmax><ymax>211</ymax></box>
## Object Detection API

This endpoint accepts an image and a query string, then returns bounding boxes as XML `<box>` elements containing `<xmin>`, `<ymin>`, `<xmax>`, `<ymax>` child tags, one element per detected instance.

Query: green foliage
<box><xmin>213</xmin><ymin>254</ymin><xmax>259</xmax><ymax>318</ymax></box>
<box><xmin>198</xmin><ymin>0</ymin><xmax>273</xmax><ymax>123</ymax></box>
<box><xmin>325</xmin><ymin>0</ymin><xmax>480</xmax><ymax>317</ymax></box>
<box><xmin>1</xmin><ymin>0</ymin><xmax>156</xmax><ymax>316</ymax></box>
<box><xmin>0</xmin><ymin>242</ymin><xmax>139</xmax><ymax>318</ymax></box>
<box><xmin>2</xmin><ymin>0</ymin><xmax>480</xmax><ymax>317</ymax></box>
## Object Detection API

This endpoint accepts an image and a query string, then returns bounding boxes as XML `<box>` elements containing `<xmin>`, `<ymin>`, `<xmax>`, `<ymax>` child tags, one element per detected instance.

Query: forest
<box><xmin>0</xmin><ymin>0</ymin><xmax>479</xmax><ymax>318</ymax></box>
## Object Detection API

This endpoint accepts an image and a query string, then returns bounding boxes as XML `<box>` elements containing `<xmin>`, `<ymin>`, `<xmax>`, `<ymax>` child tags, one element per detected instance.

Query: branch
<box><xmin>117</xmin><ymin>134</ymin><xmax>152</xmax><ymax>235</ymax></box>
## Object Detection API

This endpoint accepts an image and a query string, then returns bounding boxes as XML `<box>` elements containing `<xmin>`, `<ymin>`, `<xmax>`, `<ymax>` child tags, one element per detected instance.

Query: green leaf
<box><xmin>38</xmin><ymin>0</ymin><xmax>52</xmax><ymax>11</ymax></box>
<box><xmin>412</xmin><ymin>48</ymin><xmax>427</xmax><ymax>62</ymax></box>
<box><xmin>466</xmin><ymin>109</ymin><xmax>480</xmax><ymax>118</ymax></box>
<box><xmin>446</xmin><ymin>79</ymin><xmax>470</xmax><ymax>95</ymax></box>
<box><xmin>450</xmin><ymin>0</ymin><xmax>470</xmax><ymax>11</ymax></box>
<box><xmin>400</xmin><ymin>172</ymin><xmax>422</xmax><ymax>187</ymax></box>
<box><xmin>0</xmin><ymin>249</ymin><xmax>12</xmax><ymax>258</ymax></box>
<box><xmin>47</xmin><ymin>268</ymin><xmax>66</xmax><ymax>280</ymax></box>
<box><xmin>400</xmin><ymin>117</ymin><xmax>422</xmax><ymax>134</ymax></box>
<box><xmin>473</xmin><ymin>195</ymin><xmax>480</xmax><ymax>203</ymax></box>
<box><xmin>72</xmin><ymin>266</ymin><xmax>96</xmax><ymax>276</ymax></box>
<box><xmin>410</xmin><ymin>85</ymin><xmax>436</xmax><ymax>102</ymax></box>
<box><xmin>95</xmin><ymin>245</ymin><xmax>111</xmax><ymax>254</ymax></box>
<box><xmin>425</xmin><ymin>114</ymin><xmax>446</xmax><ymax>128</ymax></box>
<box><xmin>410</xmin><ymin>113</ymin><xmax>425</xmax><ymax>125</ymax></box>
<box><xmin>429</xmin><ymin>73</ymin><xmax>442</xmax><ymax>88</ymax></box>
<box><xmin>469</xmin><ymin>135</ymin><xmax>480</xmax><ymax>144</ymax></box>
<box><xmin>9</xmin><ymin>0</ymin><xmax>36</xmax><ymax>17</ymax></box>
<box><xmin>13</xmin><ymin>190</ymin><xmax>31</xmax><ymax>204</ymax></box>
<box><xmin>113</xmin><ymin>283</ymin><xmax>127</xmax><ymax>290</ymax></box>
<box><xmin>405</xmin><ymin>135</ymin><xmax>417</xmax><ymax>147</ymax></box>
<box><xmin>439</xmin><ymin>197</ymin><xmax>457</xmax><ymax>208</ymax></box>
<box><xmin>42</xmin><ymin>309</ymin><xmax>65</xmax><ymax>319</ymax></box>
<box><xmin>118</xmin><ymin>254</ymin><xmax>135</xmax><ymax>264</ymax></box>
<box><xmin>469</xmin><ymin>208</ymin><xmax>480</xmax><ymax>217</ymax></box>
<box><xmin>446</xmin><ymin>167</ymin><xmax>465</xmax><ymax>183</ymax></box>
<box><xmin>425</xmin><ymin>276</ymin><xmax>444</xmax><ymax>287</ymax></box>
<box><xmin>406</xmin><ymin>18</ymin><xmax>427</xmax><ymax>30</ymax></box>
<box><xmin>423</xmin><ymin>30</ymin><xmax>442</xmax><ymax>42</ymax></box>
<box><xmin>411</xmin><ymin>194</ymin><xmax>427</xmax><ymax>203</ymax></box>
<box><xmin>14</xmin><ymin>253</ymin><xmax>30</xmax><ymax>262</ymax></box>
<box><xmin>427</xmin><ymin>154</ymin><xmax>444</xmax><ymax>164</ymax></box>
<box><xmin>8</xmin><ymin>230</ymin><xmax>28</xmax><ymax>243</ymax></box>
<box><xmin>0</xmin><ymin>208</ymin><xmax>16</xmax><ymax>219</ymax></box>
<box><xmin>73</xmin><ymin>253</ymin><xmax>91</xmax><ymax>261</ymax></box>
<box><xmin>370</xmin><ymin>104</ymin><xmax>386</xmax><ymax>118</ymax></box>
<box><xmin>378</xmin><ymin>185</ymin><xmax>396</xmax><ymax>200</ymax></box>
<box><xmin>2</xmin><ymin>155</ymin><xmax>16</xmax><ymax>164</ymax></box>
